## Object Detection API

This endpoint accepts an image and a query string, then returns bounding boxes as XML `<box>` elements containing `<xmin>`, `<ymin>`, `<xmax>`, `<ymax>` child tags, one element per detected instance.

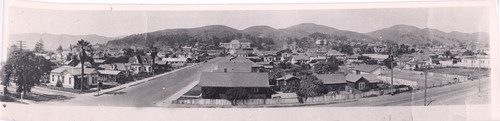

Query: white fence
<box><xmin>377</xmin><ymin>76</ymin><xmax>419</xmax><ymax>89</ymax></box>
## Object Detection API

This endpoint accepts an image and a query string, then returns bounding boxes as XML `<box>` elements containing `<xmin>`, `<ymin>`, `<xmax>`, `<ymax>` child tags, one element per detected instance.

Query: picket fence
<box><xmin>172</xmin><ymin>91</ymin><xmax>383</xmax><ymax>106</ymax></box>
<box><xmin>377</xmin><ymin>76</ymin><xmax>419</xmax><ymax>89</ymax></box>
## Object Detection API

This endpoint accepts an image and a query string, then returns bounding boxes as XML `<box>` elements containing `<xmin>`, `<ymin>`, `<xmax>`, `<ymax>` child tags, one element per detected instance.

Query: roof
<box><xmin>292</xmin><ymin>54</ymin><xmax>309</xmax><ymax>60</ymax></box>
<box><xmin>345</xmin><ymin>74</ymin><xmax>379</xmax><ymax>83</ymax></box>
<box><xmin>51</xmin><ymin>66</ymin><xmax>75</xmax><ymax>73</ymax></box>
<box><xmin>52</xmin><ymin>67</ymin><xmax>98</xmax><ymax>75</ymax></box>
<box><xmin>94</xmin><ymin>59</ymin><xmax>106</xmax><ymax>63</ymax></box>
<box><xmin>98</xmin><ymin>70</ymin><xmax>123</xmax><ymax>75</ymax></box>
<box><xmin>354</xmin><ymin>64</ymin><xmax>380</xmax><ymax>73</ymax></box>
<box><xmin>228</xmin><ymin>56</ymin><xmax>254</xmax><ymax>63</ymax></box>
<box><xmin>214</xmin><ymin>62</ymin><xmax>253</xmax><ymax>72</ymax></box>
<box><xmin>363</xmin><ymin>54</ymin><xmax>389</xmax><ymax>59</ymax></box>
<box><xmin>164</xmin><ymin>57</ymin><xmax>187</xmax><ymax>62</ymax></box>
<box><xmin>316</xmin><ymin>74</ymin><xmax>346</xmax><ymax>84</ymax></box>
<box><xmin>199</xmin><ymin>72</ymin><xmax>270</xmax><ymax>87</ymax></box>
<box><xmin>276</xmin><ymin>74</ymin><xmax>298</xmax><ymax>81</ymax></box>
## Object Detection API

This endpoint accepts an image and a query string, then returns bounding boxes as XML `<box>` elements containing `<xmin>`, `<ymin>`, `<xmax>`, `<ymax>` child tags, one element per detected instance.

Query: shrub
<box><xmin>56</xmin><ymin>80</ymin><xmax>63</xmax><ymax>87</ymax></box>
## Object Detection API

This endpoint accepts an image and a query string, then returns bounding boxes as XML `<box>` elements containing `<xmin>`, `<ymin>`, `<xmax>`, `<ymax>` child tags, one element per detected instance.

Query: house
<box><xmin>352</xmin><ymin>64</ymin><xmax>381</xmax><ymax>75</ymax></box>
<box><xmin>345</xmin><ymin>74</ymin><xmax>381</xmax><ymax>92</ymax></box>
<box><xmin>316</xmin><ymin>74</ymin><xmax>347</xmax><ymax>93</ymax></box>
<box><xmin>220</xmin><ymin>39</ymin><xmax>252</xmax><ymax>50</ymax></box>
<box><xmin>163</xmin><ymin>57</ymin><xmax>188</xmax><ymax>68</ymax></box>
<box><xmin>199</xmin><ymin>72</ymin><xmax>273</xmax><ymax>99</ymax></box>
<box><xmin>98</xmin><ymin>70</ymin><xmax>126</xmax><ymax>82</ymax></box>
<box><xmin>98</xmin><ymin>63</ymin><xmax>131</xmax><ymax>77</ymax></box>
<box><xmin>291</xmin><ymin>53</ymin><xmax>310</xmax><ymax>64</ymax></box>
<box><xmin>455</xmin><ymin>56</ymin><xmax>490</xmax><ymax>69</ymax></box>
<box><xmin>49</xmin><ymin>66</ymin><xmax>99</xmax><ymax>89</ymax></box>
<box><xmin>276</xmin><ymin>74</ymin><xmax>300</xmax><ymax>91</ymax></box>
<box><xmin>128</xmin><ymin>56</ymin><xmax>153</xmax><ymax>74</ymax></box>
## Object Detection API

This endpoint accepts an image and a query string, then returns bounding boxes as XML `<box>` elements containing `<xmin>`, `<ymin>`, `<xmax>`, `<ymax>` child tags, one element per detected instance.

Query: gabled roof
<box><xmin>53</xmin><ymin>67</ymin><xmax>98</xmax><ymax>76</ymax></box>
<box><xmin>51</xmin><ymin>66</ymin><xmax>75</xmax><ymax>73</ymax></box>
<box><xmin>276</xmin><ymin>74</ymin><xmax>298</xmax><ymax>81</ymax></box>
<box><xmin>164</xmin><ymin>57</ymin><xmax>188</xmax><ymax>62</ymax></box>
<box><xmin>292</xmin><ymin>53</ymin><xmax>309</xmax><ymax>60</ymax></box>
<box><xmin>354</xmin><ymin>64</ymin><xmax>380</xmax><ymax>73</ymax></box>
<box><xmin>316</xmin><ymin>74</ymin><xmax>346</xmax><ymax>84</ymax></box>
<box><xmin>98</xmin><ymin>70</ymin><xmax>123</xmax><ymax>75</ymax></box>
<box><xmin>228</xmin><ymin>56</ymin><xmax>254</xmax><ymax>63</ymax></box>
<box><xmin>345</xmin><ymin>74</ymin><xmax>379</xmax><ymax>83</ymax></box>
<box><xmin>199</xmin><ymin>72</ymin><xmax>270</xmax><ymax>87</ymax></box>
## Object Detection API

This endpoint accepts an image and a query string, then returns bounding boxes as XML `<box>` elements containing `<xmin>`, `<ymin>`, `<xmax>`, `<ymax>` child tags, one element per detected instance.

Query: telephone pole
<box><xmin>424</xmin><ymin>71</ymin><xmax>428</xmax><ymax>106</ymax></box>
<box><xmin>390</xmin><ymin>45</ymin><xmax>394</xmax><ymax>95</ymax></box>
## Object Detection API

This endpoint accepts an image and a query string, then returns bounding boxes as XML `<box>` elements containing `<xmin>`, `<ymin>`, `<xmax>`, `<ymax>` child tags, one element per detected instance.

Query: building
<box><xmin>220</xmin><ymin>39</ymin><xmax>252</xmax><ymax>50</ymax></box>
<box><xmin>316</xmin><ymin>74</ymin><xmax>347</xmax><ymax>93</ymax></box>
<box><xmin>345</xmin><ymin>74</ymin><xmax>381</xmax><ymax>92</ymax></box>
<box><xmin>291</xmin><ymin>53</ymin><xmax>310</xmax><ymax>64</ymax></box>
<box><xmin>276</xmin><ymin>74</ymin><xmax>300</xmax><ymax>91</ymax></box>
<box><xmin>163</xmin><ymin>57</ymin><xmax>188</xmax><ymax>68</ymax></box>
<box><xmin>49</xmin><ymin>66</ymin><xmax>99</xmax><ymax>89</ymax></box>
<box><xmin>199</xmin><ymin>72</ymin><xmax>273</xmax><ymax>99</ymax></box>
<box><xmin>455</xmin><ymin>56</ymin><xmax>490</xmax><ymax>69</ymax></box>
<box><xmin>352</xmin><ymin>64</ymin><xmax>381</xmax><ymax>75</ymax></box>
<box><xmin>128</xmin><ymin>56</ymin><xmax>153</xmax><ymax>74</ymax></box>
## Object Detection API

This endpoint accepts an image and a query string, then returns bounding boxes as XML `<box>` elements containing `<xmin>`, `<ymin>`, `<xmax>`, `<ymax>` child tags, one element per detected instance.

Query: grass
<box><xmin>183</xmin><ymin>85</ymin><xmax>202</xmax><ymax>96</ymax></box>
<box><xmin>42</xmin><ymin>86</ymin><xmax>96</xmax><ymax>94</ymax></box>
<box><xmin>8</xmin><ymin>92</ymin><xmax>73</xmax><ymax>102</ymax></box>
<box><xmin>424</xmin><ymin>68</ymin><xmax>489</xmax><ymax>79</ymax></box>
<box><xmin>381</xmin><ymin>69</ymin><xmax>458</xmax><ymax>89</ymax></box>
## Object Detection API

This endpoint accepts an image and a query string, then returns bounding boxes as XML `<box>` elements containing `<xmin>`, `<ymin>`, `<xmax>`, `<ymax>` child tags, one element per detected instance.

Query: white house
<box><xmin>49</xmin><ymin>66</ymin><xmax>99</xmax><ymax>89</ymax></box>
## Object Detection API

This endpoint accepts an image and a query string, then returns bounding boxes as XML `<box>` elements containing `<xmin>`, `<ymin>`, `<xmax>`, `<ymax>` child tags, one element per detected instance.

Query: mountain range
<box><xmin>7</xmin><ymin>33</ymin><xmax>116</xmax><ymax>51</ymax></box>
<box><xmin>8</xmin><ymin>23</ymin><xmax>489</xmax><ymax>51</ymax></box>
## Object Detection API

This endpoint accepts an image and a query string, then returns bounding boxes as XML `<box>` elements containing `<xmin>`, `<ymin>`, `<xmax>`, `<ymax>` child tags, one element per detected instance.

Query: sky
<box><xmin>8</xmin><ymin>7</ymin><xmax>489</xmax><ymax>37</ymax></box>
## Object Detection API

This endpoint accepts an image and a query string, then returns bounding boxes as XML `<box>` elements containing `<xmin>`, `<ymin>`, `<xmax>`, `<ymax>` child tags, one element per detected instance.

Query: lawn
<box><xmin>424</xmin><ymin>68</ymin><xmax>489</xmax><ymax>79</ymax></box>
<box><xmin>381</xmin><ymin>70</ymin><xmax>460</xmax><ymax>89</ymax></box>
<box><xmin>7</xmin><ymin>92</ymin><xmax>73</xmax><ymax>102</ymax></box>
<box><xmin>183</xmin><ymin>85</ymin><xmax>202</xmax><ymax>96</ymax></box>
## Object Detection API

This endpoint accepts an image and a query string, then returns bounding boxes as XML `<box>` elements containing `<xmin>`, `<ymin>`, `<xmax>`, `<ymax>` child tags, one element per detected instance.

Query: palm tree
<box><xmin>75</xmin><ymin>39</ymin><xmax>92</xmax><ymax>92</ymax></box>
<box><xmin>150</xmin><ymin>46</ymin><xmax>159</xmax><ymax>76</ymax></box>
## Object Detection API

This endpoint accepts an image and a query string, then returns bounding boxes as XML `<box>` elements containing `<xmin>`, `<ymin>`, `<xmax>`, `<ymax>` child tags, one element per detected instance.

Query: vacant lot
<box><xmin>381</xmin><ymin>70</ymin><xmax>459</xmax><ymax>89</ymax></box>
<box><xmin>424</xmin><ymin>68</ymin><xmax>489</xmax><ymax>79</ymax></box>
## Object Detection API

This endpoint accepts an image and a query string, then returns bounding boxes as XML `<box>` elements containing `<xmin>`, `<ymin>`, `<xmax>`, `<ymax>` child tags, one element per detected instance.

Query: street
<box><xmin>40</xmin><ymin>57</ymin><xmax>228</xmax><ymax>107</ymax></box>
<box><xmin>310</xmin><ymin>77</ymin><xmax>490</xmax><ymax>107</ymax></box>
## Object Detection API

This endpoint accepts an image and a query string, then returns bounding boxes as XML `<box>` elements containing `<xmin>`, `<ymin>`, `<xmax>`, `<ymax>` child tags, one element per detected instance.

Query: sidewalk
<box><xmin>156</xmin><ymin>80</ymin><xmax>200</xmax><ymax>107</ymax></box>
<box><xmin>86</xmin><ymin>63</ymin><xmax>200</xmax><ymax>97</ymax></box>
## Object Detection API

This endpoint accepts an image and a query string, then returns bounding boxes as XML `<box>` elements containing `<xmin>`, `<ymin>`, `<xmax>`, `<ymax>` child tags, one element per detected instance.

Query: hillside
<box><xmin>8</xmin><ymin>33</ymin><xmax>115</xmax><ymax>51</ymax></box>
<box><xmin>367</xmin><ymin>24</ymin><xmax>489</xmax><ymax>46</ymax></box>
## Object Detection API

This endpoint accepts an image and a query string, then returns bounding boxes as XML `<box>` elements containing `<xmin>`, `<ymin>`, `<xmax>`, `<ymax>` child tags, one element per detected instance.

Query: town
<box><xmin>0</xmin><ymin>23</ymin><xmax>491</xmax><ymax>107</ymax></box>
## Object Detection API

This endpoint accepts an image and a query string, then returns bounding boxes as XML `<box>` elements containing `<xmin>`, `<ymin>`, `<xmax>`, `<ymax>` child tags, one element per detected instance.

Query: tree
<box><xmin>74</xmin><ymin>39</ymin><xmax>92</xmax><ymax>92</ymax></box>
<box><xmin>383</xmin><ymin>56</ymin><xmax>397</xmax><ymax>69</ymax></box>
<box><xmin>463</xmin><ymin>50</ymin><xmax>474</xmax><ymax>56</ymax></box>
<box><xmin>56</xmin><ymin>45</ymin><xmax>64</xmax><ymax>53</ymax></box>
<box><xmin>149</xmin><ymin>46</ymin><xmax>159</xmax><ymax>76</ymax></box>
<box><xmin>444</xmin><ymin>51</ymin><xmax>452</xmax><ymax>58</ymax></box>
<box><xmin>296</xmin><ymin>74</ymin><xmax>327</xmax><ymax>99</ymax></box>
<box><xmin>340</xmin><ymin>44</ymin><xmax>354</xmax><ymax>55</ymax></box>
<box><xmin>313</xmin><ymin>59</ymin><xmax>339</xmax><ymax>74</ymax></box>
<box><xmin>34</xmin><ymin>38</ymin><xmax>45</xmax><ymax>53</ymax></box>
<box><xmin>122</xmin><ymin>48</ymin><xmax>135</xmax><ymax>57</ymax></box>
<box><xmin>225</xmin><ymin>87</ymin><xmax>249</xmax><ymax>105</ymax></box>
<box><xmin>1</xmin><ymin>50</ymin><xmax>55</xmax><ymax>96</ymax></box>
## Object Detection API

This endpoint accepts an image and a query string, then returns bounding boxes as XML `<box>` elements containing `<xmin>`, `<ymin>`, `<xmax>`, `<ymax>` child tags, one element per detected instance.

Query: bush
<box><xmin>56</xmin><ymin>80</ymin><xmax>63</xmax><ymax>87</ymax></box>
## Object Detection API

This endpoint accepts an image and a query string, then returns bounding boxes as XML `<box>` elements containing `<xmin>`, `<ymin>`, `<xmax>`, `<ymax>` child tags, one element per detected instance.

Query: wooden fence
<box><xmin>172</xmin><ymin>91</ymin><xmax>383</xmax><ymax>106</ymax></box>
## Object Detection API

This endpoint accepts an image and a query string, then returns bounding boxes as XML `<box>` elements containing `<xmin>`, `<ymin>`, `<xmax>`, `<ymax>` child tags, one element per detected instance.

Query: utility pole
<box><xmin>424</xmin><ymin>71</ymin><xmax>428</xmax><ymax>106</ymax></box>
<box><xmin>390</xmin><ymin>45</ymin><xmax>394</xmax><ymax>95</ymax></box>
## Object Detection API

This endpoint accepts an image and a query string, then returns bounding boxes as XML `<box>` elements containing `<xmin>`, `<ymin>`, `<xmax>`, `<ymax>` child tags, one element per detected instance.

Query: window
<box><xmin>52</xmin><ymin>75</ymin><xmax>54</xmax><ymax>82</ymax></box>
<box><xmin>358</xmin><ymin>82</ymin><xmax>365</xmax><ymax>90</ymax></box>
<box><xmin>62</xmin><ymin>76</ymin><xmax>65</xmax><ymax>83</ymax></box>
<box><xmin>254</xmin><ymin>88</ymin><xmax>259</xmax><ymax>93</ymax></box>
